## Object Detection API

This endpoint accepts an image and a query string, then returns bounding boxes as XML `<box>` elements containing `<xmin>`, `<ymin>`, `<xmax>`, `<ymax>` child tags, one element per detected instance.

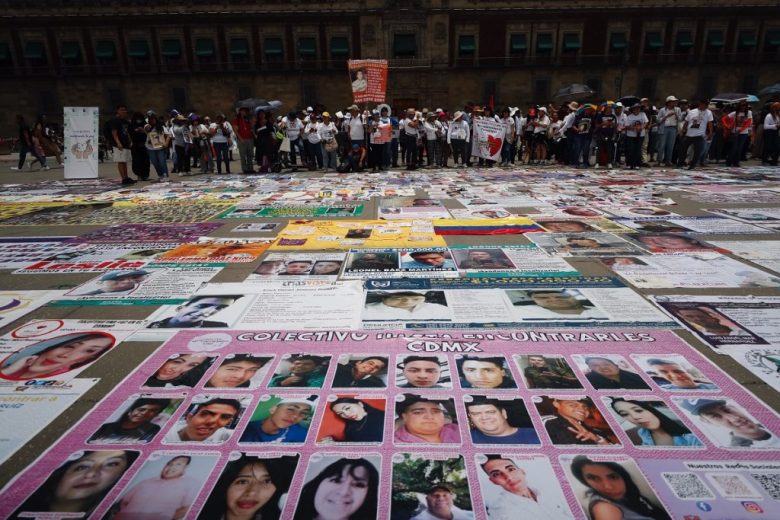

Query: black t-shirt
<box><xmin>594</xmin><ymin>113</ymin><xmax>617</xmax><ymax>137</ymax></box>
<box><xmin>110</xmin><ymin>117</ymin><xmax>131</xmax><ymax>147</ymax></box>
<box><xmin>17</xmin><ymin>122</ymin><xmax>31</xmax><ymax>144</ymax></box>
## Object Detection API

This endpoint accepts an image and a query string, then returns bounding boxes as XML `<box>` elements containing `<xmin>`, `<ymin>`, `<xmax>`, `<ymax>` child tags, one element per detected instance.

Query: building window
<box><xmin>675</xmin><ymin>31</ymin><xmax>694</xmax><ymax>52</ymax></box>
<box><xmin>533</xmin><ymin>78</ymin><xmax>549</xmax><ymax>102</ymax></box>
<box><xmin>24</xmin><ymin>41</ymin><xmax>47</xmax><ymax>66</ymax></box>
<box><xmin>171</xmin><ymin>87</ymin><xmax>187</xmax><ymax>111</ymax></box>
<box><xmin>644</xmin><ymin>31</ymin><xmax>663</xmax><ymax>53</ymax></box>
<box><xmin>509</xmin><ymin>33</ymin><xmax>527</xmax><ymax>55</ymax></box>
<box><xmin>263</xmin><ymin>37</ymin><xmax>283</xmax><ymax>62</ymax></box>
<box><xmin>737</xmin><ymin>30</ymin><xmax>757</xmax><ymax>51</ymax></box>
<box><xmin>609</xmin><ymin>32</ymin><xmax>627</xmax><ymax>54</ymax></box>
<box><xmin>562</xmin><ymin>33</ymin><xmax>580</xmax><ymax>53</ymax></box>
<box><xmin>536</xmin><ymin>33</ymin><xmax>553</xmax><ymax>55</ymax></box>
<box><xmin>161</xmin><ymin>39</ymin><xmax>182</xmax><ymax>64</ymax></box>
<box><xmin>706</xmin><ymin>30</ymin><xmax>724</xmax><ymax>51</ymax></box>
<box><xmin>330</xmin><ymin>36</ymin><xmax>349</xmax><ymax>61</ymax></box>
<box><xmin>458</xmin><ymin>35</ymin><xmax>476</xmax><ymax>57</ymax></box>
<box><xmin>128</xmin><ymin>39</ymin><xmax>150</xmax><ymax>61</ymax></box>
<box><xmin>298</xmin><ymin>37</ymin><xmax>316</xmax><ymax>61</ymax></box>
<box><xmin>229</xmin><ymin>38</ymin><xmax>250</xmax><ymax>62</ymax></box>
<box><xmin>764</xmin><ymin>29</ymin><xmax>780</xmax><ymax>51</ymax></box>
<box><xmin>94</xmin><ymin>40</ymin><xmax>116</xmax><ymax>64</ymax></box>
<box><xmin>61</xmin><ymin>41</ymin><xmax>82</xmax><ymax>65</ymax></box>
<box><xmin>638</xmin><ymin>77</ymin><xmax>656</xmax><ymax>100</ymax></box>
<box><xmin>393</xmin><ymin>33</ymin><xmax>416</xmax><ymax>58</ymax></box>
<box><xmin>195</xmin><ymin>38</ymin><xmax>215</xmax><ymax>62</ymax></box>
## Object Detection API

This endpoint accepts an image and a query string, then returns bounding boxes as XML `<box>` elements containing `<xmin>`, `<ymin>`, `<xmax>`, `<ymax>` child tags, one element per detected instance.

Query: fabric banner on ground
<box><xmin>471</xmin><ymin>118</ymin><xmax>505</xmax><ymax>161</ymax></box>
<box><xmin>63</xmin><ymin>107</ymin><xmax>99</xmax><ymax>179</ymax></box>
<box><xmin>348</xmin><ymin>59</ymin><xmax>388</xmax><ymax>103</ymax></box>
<box><xmin>1</xmin><ymin>329</ymin><xmax>779</xmax><ymax>520</ymax></box>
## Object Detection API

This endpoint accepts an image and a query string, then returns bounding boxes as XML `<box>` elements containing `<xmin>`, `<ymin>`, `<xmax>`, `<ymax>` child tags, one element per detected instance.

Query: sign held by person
<box><xmin>348</xmin><ymin>59</ymin><xmax>388</xmax><ymax>103</ymax></box>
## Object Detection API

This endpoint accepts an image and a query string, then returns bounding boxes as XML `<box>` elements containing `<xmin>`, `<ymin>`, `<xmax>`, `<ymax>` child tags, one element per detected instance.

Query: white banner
<box><xmin>471</xmin><ymin>117</ymin><xmax>505</xmax><ymax>161</ymax></box>
<box><xmin>63</xmin><ymin>106</ymin><xmax>99</xmax><ymax>179</ymax></box>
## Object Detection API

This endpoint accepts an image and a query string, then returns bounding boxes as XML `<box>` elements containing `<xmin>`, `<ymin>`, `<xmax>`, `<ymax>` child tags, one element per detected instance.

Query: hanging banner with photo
<box><xmin>348</xmin><ymin>59</ymin><xmax>388</xmax><ymax>103</ymax></box>
<box><xmin>63</xmin><ymin>106</ymin><xmax>99</xmax><ymax>179</ymax></box>
<box><xmin>471</xmin><ymin>117</ymin><xmax>505</xmax><ymax>161</ymax></box>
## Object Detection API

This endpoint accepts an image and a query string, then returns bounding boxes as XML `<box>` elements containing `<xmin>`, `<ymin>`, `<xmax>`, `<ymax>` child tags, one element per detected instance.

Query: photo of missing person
<box><xmin>507</xmin><ymin>289</ymin><xmax>608</xmax><ymax>321</ymax></box>
<box><xmin>629</xmin><ymin>233</ymin><xmax>716</xmax><ymax>253</ymax></box>
<box><xmin>465</xmin><ymin>396</ymin><xmax>540</xmax><ymax>445</ymax></box>
<box><xmin>204</xmin><ymin>354</ymin><xmax>273</xmax><ymax>389</ymax></box>
<box><xmin>239</xmin><ymin>395</ymin><xmax>317</xmax><ymax>444</ymax></box>
<box><xmin>0</xmin><ymin>332</ymin><xmax>116</xmax><ymax>381</ymax></box>
<box><xmin>600</xmin><ymin>256</ymin><xmax>648</xmax><ymax>268</ymax></box>
<box><xmin>345</xmin><ymin>228</ymin><xmax>372</xmax><ymax>239</ymax></box>
<box><xmin>293</xmin><ymin>454</ymin><xmax>381</xmax><ymax>520</ymax></box>
<box><xmin>391</xmin><ymin>454</ymin><xmax>473</xmax><ymax>520</ymax></box>
<box><xmin>605</xmin><ymin>397</ymin><xmax>703</xmax><ymax>448</ymax></box>
<box><xmin>163</xmin><ymin>395</ymin><xmax>250</xmax><ymax>444</ymax></box>
<box><xmin>332</xmin><ymin>355</ymin><xmax>388</xmax><ymax>388</ymax></box>
<box><xmin>396</xmin><ymin>354</ymin><xmax>451</xmax><ymax>389</ymax></box>
<box><xmin>452</xmin><ymin>248</ymin><xmax>516</xmax><ymax>270</ymax></box>
<box><xmin>673</xmin><ymin>397</ymin><xmax>780</xmax><ymax>449</ymax></box>
<box><xmin>103</xmin><ymin>452</ymin><xmax>218</xmax><ymax>520</ymax></box>
<box><xmin>456</xmin><ymin>355</ymin><xmax>517</xmax><ymax>389</ymax></box>
<box><xmin>68</xmin><ymin>269</ymin><xmax>150</xmax><ymax>297</ymax></box>
<box><xmin>11</xmin><ymin>450</ymin><xmax>139</xmax><ymax>518</ymax></box>
<box><xmin>345</xmin><ymin>251</ymin><xmax>399</xmax><ymax>271</ymax></box>
<box><xmin>268</xmin><ymin>354</ymin><xmax>330</xmax><ymax>388</ymax></box>
<box><xmin>629</xmin><ymin>221</ymin><xmax>693</xmax><ymax>234</ymax></box>
<box><xmin>88</xmin><ymin>396</ymin><xmax>183</xmax><ymax>444</ymax></box>
<box><xmin>667</xmin><ymin>305</ymin><xmax>754</xmax><ymax>338</ymax></box>
<box><xmin>197</xmin><ymin>453</ymin><xmax>299</xmax><ymax>520</ymax></box>
<box><xmin>394</xmin><ymin>394</ymin><xmax>461</xmax><ymax>445</ymax></box>
<box><xmin>351</xmin><ymin>68</ymin><xmax>368</xmax><ymax>93</ymax></box>
<box><xmin>632</xmin><ymin>354</ymin><xmax>720</xmax><ymax>391</ymax></box>
<box><xmin>537</xmin><ymin>220</ymin><xmax>596</xmax><ymax>233</ymax></box>
<box><xmin>572</xmin><ymin>355</ymin><xmax>651</xmax><ymax>390</ymax></box>
<box><xmin>363</xmin><ymin>291</ymin><xmax>451</xmax><ymax>321</ymax></box>
<box><xmin>317</xmin><ymin>396</ymin><xmax>386</xmax><ymax>444</ymax></box>
<box><xmin>476</xmin><ymin>454</ymin><xmax>574</xmax><ymax>519</ymax></box>
<box><xmin>399</xmin><ymin>250</ymin><xmax>456</xmax><ymax>270</ymax></box>
<box><xmin>310</xmin><ymin>259</ymin><xmax>344</xmax><ymax>276</ymax></box>
<box><xmin>536</xmin><ymin>396</ymin><xmax>619</xmax><ymax>446</ymax></box>
<box><xmin>561</xmin><ymin>455</ymin><xmax>671</xmax><ymax>520</ymax></box>
<box><xmin>147</xmin><ymin>295</ymin><xmax>244</xmax><ymax>329</ymax></box>
<box><xmin>142</xmin><ymin>353</ymin><xmax>216</xmax><ymax>388</ymax></box>
<box><xmin>516</xmin><ymin>355</ymin><xmax>583</xmax><ymax>389</ymax></box>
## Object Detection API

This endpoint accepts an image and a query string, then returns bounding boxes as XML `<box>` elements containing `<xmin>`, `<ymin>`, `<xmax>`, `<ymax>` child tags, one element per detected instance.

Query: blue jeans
<box><xmin>322</xmin><ymin>143</ymin><xmax>338</xmax><ymax>169</ymax></box>
<box><xmin>213</xmin><ymin>142</ymin><xmax>230</xmax><ymax>173</ymax></box>
<box><xmin>657</xmin><ymin>126</ymin><xmax>677</xmax><ymax>164</ymax></box>
<box><xmin>501</xmin><ymin>140</ymin><xmax>512</xmax><ymax>163</ymax></box>
<box><xmin>573</xmin><ymin>134</ymin><xmax>592</xmax><ymax>166</ymax></box>
<box><xmin>147</xmin><ymin>148</ymin><xmax>168</xmax><ymax>177</ymax></box>
<box><xmin>727</xmin><ymin>134</ymin><xmax>748</xmax><ymax>166</ymax></box>
<box><xmin>290</xmin><ymin>137</ymin><xmax>305</xmax><ymax>165</ymax></box>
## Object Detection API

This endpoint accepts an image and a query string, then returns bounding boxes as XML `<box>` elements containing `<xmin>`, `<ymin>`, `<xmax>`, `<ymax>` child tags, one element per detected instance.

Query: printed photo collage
<box><xmin>2</xmin><ymin>330</ymin><xmax>778</xmax><ymax>519</ymax></box>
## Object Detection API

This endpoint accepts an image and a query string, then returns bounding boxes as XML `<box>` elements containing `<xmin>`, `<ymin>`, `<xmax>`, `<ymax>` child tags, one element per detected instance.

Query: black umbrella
<box><xmin>711</xmin><ymin>93</ymin><xmax>752</xmax><ymax>104</ymax></box>
<box><xmin>554</xmin><ymin>83</ymin><xmax>596</xmax><ymax>102</ymax></box>
<box><xmin>758</xmin><ymin>83</ymin><xmax>780</xmax><ymax>97</ymax></box>
<box><xmin>618</xmin><ymin>95</ymin><xmax>641</xmax><ymax>107</ymax></box>
<box><xmin>254</xmin><ymin>100</ymin><xmax>284</xmax><ymax>113</ymax></box>
<box><xmin>235</xmin><ymin>98</ymin><xmax>267</xmax><ymax>110</ymax></box>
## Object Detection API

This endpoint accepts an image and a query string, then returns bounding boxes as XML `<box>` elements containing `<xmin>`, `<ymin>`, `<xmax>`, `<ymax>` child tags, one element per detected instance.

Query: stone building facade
<box><xmin>0</xmin><ymin>0</ymin><xmax>778</xmax><ymax>131</ymax></box>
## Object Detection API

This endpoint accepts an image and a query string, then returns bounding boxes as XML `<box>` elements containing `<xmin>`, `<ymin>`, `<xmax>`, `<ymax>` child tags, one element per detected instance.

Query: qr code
<box><xmin>662</xmin><ymin>472</ymin><xmax>715</xmax><ymax>500</ymax></box>
<box><xmin>750</xmin><ymin>473</ymin><xmax>780</xmax><ymax>500</ymax></box>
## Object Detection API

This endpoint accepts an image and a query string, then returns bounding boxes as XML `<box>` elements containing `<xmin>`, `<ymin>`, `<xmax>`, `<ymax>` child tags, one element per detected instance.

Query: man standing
<box><xmin>411</xmin><ymin>485</ymin><xmax>474</xmax><ymax>520</ymax></box>
<box><xmin>164</xmin><ymin>398</ymin><xmax>240</xmax><ymax>443</ymax></box>
<box><xmin>404</xmin><ymin>108</ymin><xmax>420</xmax><ymax>170</ymax></box>
<box><xmin>240</xmin><ymin>397</ymin><xmax>313</xmax><ymax>443</ymax></box>
<box><xmin>656</xmin><ymin>96</ymin><xmax>681</xmax><ymax>166</ymax></box>
<box><xmin>544</xmin><ymin>398</ymin><xmax>615</xmax><ymax>445</ymax></box>
<box><xmin>332</xmin><ymin>356</ymin><xmax>387</xmax><ymax>388</ymax></box>
<box><xmin>232</xmin><ymin>106</ymin><xmax>255</xmax><ymax>173</ymax></box>
<box><xmin>677</xmin><ymin>98</ymin><xmax>713</xmax><ymax>170</ymax></box>
<box><xmin>110</xmin><ymin>104</ymin><xmax>136</xmax><ymax>185</ymax></box>
<box><xmin>112</xmin><ymin>455</ymin><xmax>200</xmax><ymax>520</ymax></box>
<box><xmin>11</xmin><ymin>115</ymin><xmax>41</xmax><ymax>171</ymax></box>
<box><xmin>466</xmin><ymin>399</ymin><xmax>539</xmax><ymax>444</ymax></box>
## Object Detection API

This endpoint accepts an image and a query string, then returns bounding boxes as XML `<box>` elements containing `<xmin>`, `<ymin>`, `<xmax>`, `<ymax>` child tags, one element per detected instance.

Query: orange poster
<box><xmin>348</xmin><ymin>59</ymin><xmax>388</xmax><ymax>103</ymax></box>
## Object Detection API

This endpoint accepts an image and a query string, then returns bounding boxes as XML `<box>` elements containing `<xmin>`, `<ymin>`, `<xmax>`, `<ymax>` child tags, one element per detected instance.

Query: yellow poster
<box><xmin>0</xmin><ymin>203</ymin><xmax>68</xmax><ymax>223</ymax></box>
<box><xmin>271</xmin><ymin>220</ymin><xmax>447</xmax><ymax>250</ymax></box>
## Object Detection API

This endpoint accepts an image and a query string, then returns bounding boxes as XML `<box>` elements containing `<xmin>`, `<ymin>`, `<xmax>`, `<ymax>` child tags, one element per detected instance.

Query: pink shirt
<box><xmin>394</xmin><ymin>423</ymin><xmax>461</xmax><ymax>444</ymax></box>
<box><xmin>113</xmin><ymin>475</ymin><xmax>199</xmax><ymax>520</ymax></box>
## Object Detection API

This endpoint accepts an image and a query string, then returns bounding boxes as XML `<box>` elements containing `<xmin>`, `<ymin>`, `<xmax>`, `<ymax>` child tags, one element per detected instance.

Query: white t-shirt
<box><xmin>657</xmin><ymin>106</ymin><xmax>681</xmax><ymax>127</ymax></box>
<box><xmin>284</xmin><ymin>118</ymin><xmax>303</xmax><ymax>140</ymax></box>
<box><xmin>534</xmin><ymin>115</ymin><xmax>550</xmax><ymax>134</ymax></box>
<box><xmin>764</xmin><ymin>113</ymin><xmax>780</xmax><ymax>131</ymax></box>
<box><xmin>348</xmin><ymin>116</ymin><xmax>365</xmax><ymax>140</ymax></box>
<box><xmin>728</xmin><ymin>110</ymin><xmax>753</xmax><ymax>135</ymax></box>
<box><xmin>685</xmin><ymin>109</ymin><xmax>713</xmax><ymax>137</ymax></box>
<box><xmin>209</xmin><ymin>121</ymin><xmax>233</xmax><ymax>144</ymax></box>
<box><xmin>624</xmin><ymin>112</ymin><xmax>648</xmax><ymax>137</ymax></box>
<box><xmin>305</xmin><ymin>122</ymin><xmax>321</xmax><ymax>143</ymax></box>
<box><xmin>448</xmin><ymin>120</ymin><xmax>469</xmax><ymax>142</ymax></box>
<box><xmin>403</xmin><ymin>119</ymin><xmax>419</xmax><ymax>137</ymax></box>
<box><xmin>318</xmin><ymin>121</ymin><xmax>337</xmax><ymax>141</ymax></box>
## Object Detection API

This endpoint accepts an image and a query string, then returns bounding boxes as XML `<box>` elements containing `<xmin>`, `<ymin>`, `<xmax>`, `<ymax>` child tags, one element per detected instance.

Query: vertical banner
<box><xmin>471</xmin><ymin>117</ymin><xmax>505</xmax><ymax>161</ymax></box>
<box><xmin>348</xmin><ymin>59</ymin><xmax>388</xmax><ymax>103</ymax></box>
<box><xmin>63</xmin><ymin>106</ymin><xmax>99</xmax><ymax>179</ymax></box>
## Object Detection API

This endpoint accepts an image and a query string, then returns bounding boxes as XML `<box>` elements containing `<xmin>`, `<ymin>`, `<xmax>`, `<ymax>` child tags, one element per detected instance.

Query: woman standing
<box><xmin>724</xmin><ymin>100</ymin><xmax>753</xmax><ymax>167</ymax></box>
<box><xmin>319</xmin><ymin>112</ymin><xmax>339</xmax><ymax>172</ymax></box>
<box><xmin>609</xmin><ymin>398</ymin><xmax>702</xmax><ymax>447</ymax></box>
<box><xmin>143</xmin><ymin>111</ymin><xmax>170</xmax><ymax>181</ymax></box>
<box><xmin>210</xmin><ymin>113</ymin><xmax>233</xmax><ymax>174</ymax></box>
<box><xmin>762</xmin><ymin>102</ymin><xmax>779</xmax><ymax>166</ymax></box>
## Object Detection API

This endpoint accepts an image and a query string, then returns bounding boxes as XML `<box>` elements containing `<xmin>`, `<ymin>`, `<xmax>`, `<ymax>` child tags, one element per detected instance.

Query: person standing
<box><xmin>724</xmin><ymin>100</ymin><xmax>753</xmax><ymax>167</ymax></box>
<box><xmin>232</xmin><ymin>106</ymin><xmax>255</xmax><ymax>173</ymax></box>
<box><xmin>677</xmin><ymin>99</ymin><xmax>713</xmax><ymax>170</ymax></box>
<box><xmin>143</xmin><ymin>111</ymin><xmax>170</xmax><ymax>181</ymax></box>
<box><xmin>318</xmin><ymin>112</ymin><xmax>338</xmax><ymax>172</ymax></box>
<box><xmin>11</xmin><ymin>115</ymin><xmax>46</xmax><ymax>171</ymax></box>
<box><xmin>656</xmin><ymin>96</ymin><xmax>681</xmax><ymax>166</ymax></box>
<box><xmin>763</xmin><ymin>102</ymin><xmax>780</xmax><ymax>166</ymax></box>
<box><xmin>304</xmin><ymin>114</ymin><xmax>323</xmax><ymax>170</ymax></box>
<box><xmin>624</xmin><ymin>104</ymin><xmax>648</xmax><ymax>169</ymax></box>
<box><xmin>109</xmin><ymin>104</ymin><xmax>136</xmax><ymax>184</ymax></box>
<box><xmin>170</xmin><ymin>114</ymin><xmax>191</xmax><ymax>176</ymax></box>
<box><xmin>209</xmin><ymin>113</ymin><xmax>233</xmax><ymax>174</ymax></box>
<box><xmin>129</xmin><ymin>111</ymin><xmax>150</xmax><ymax>180</ymax></box>
<box><xmin>403</xmin><ymin>108</ymin><xmax>420</xmax><ymax>170</ymax></box>
<box><xmin>448</xmin><ymin>111</ymin><xmax>469</xmax><ymax>166</ymax></box>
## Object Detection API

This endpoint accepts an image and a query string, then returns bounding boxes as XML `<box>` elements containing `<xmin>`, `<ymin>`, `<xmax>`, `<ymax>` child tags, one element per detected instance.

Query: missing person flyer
<box><xmin>1</xmin><ymin>329</ymin><xmax>778</xmax><ymax>519</ymax></box>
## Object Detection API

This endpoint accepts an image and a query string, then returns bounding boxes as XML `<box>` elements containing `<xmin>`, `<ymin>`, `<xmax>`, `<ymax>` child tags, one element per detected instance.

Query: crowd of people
<box><xmin>12</xmin><ymin>96</ymin><xmax>780</xmax><ymax>184</ymax></box>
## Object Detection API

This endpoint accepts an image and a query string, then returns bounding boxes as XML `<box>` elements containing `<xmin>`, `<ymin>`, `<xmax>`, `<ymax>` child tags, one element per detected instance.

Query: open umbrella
<box><xmin>576</xmin><ymin>103</ymin><xmax>598</xmax><ymax>115</ymax></box>
<box><xmin>618</xmin><ymin>95</ymin><xmax>641</xmax><ymax>107</ymax></box>
<box><xmin>554</xmin><ymin>83</ymin><xmax>596</xmax><ymax>102</ymax></box>
<box><xmin>254</xmin><ymin>100</ymin><xmax>284</xmax><ymax>113</ymax></box>
<box><xmin>758</xmin><ymin>83</ymin><xmax>780</xmax><ymax>97</ymax></box>
<box><xmin>710</xmin><ymin>93</ymin><xmax>753</xmax><ymax>104</ymax></box>
<box><xmin>235</xmin><ymin>98</ymin><xmax>267</xmax><ymax>110</ymax></box>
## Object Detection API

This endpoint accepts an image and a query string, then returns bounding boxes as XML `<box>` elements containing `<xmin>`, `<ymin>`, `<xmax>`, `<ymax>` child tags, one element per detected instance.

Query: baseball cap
<box><xmin>677</xmin><ymin>398</ymin><xmax>727</xmax><ymax>415</ymax></box>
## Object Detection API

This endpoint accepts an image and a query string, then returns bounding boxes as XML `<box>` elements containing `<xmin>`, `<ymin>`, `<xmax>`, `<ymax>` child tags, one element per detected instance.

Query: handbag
<box><xmin>325</xmin><ymin>139</ymin><xmax>338</xmax><ymax>152</ymax></box>
<box><xmin>279</xmin><ymin>137</ymin><xmax>291</xmax><ymax>153</ymax></box>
